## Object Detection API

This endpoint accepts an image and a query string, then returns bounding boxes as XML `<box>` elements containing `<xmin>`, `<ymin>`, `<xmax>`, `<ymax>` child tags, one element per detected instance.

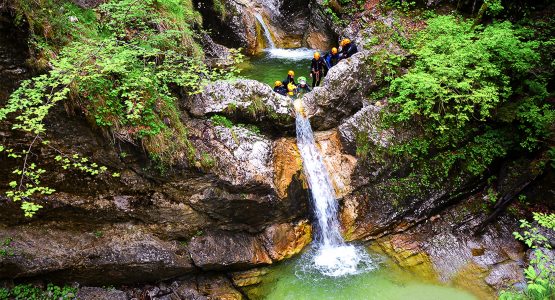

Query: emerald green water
<box><xmin>245</xmin><ymin>248</ymin><xmax>478</xmax><ymax>300</ymax></box>
<box><xmin>239</xmin><ymin>48</ymin><xmax>314</xmax><ymax>86</ymax></box>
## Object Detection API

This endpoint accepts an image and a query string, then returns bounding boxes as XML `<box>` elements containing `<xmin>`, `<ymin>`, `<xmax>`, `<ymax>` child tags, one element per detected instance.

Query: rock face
<box><xmin>189</xmin><ymin>220</ymin><xmax>311</xmax><ymax>270</ymax></box>
<box><xmin>194</xmin><ymin>0</ymin><xmax>336</xmax><ymax>52</ymax></box>
<box><xmin>186</xmin><ymin>79</ymin><xmax>294</xmax><ymax>133</ymax></box>
<box><xmin>303</xmin><ymin>51</ymin><xmax>378</xmax><ymax>130</ymax></box>
<box><xmin>0</xmin><ymin>224</ymin><xmax>195</xmax><ymax>285</ymax></box>
<box><xmin>0</xmin><ymin>9</ymin><xmax>30</xmax><ymax>103</ymax></box>
<box><xmin>371</xmin><ymin>196</ymin><xmax>526</xmax><ymax>299</ymax></box>
<box><xmin>272</xmin><ymin>129</ymin><xmax>357</xmax><ymax>200</ymax></box>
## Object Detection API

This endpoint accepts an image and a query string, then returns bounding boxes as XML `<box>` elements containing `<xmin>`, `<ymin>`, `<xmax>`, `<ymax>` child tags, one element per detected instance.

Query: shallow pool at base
<box><xmin>239</xmin><ymin>49</ymin><xmax>314</xmax><ymax>87</ymax></box>
<box><xmin>245</xmin><ymin>249</ymin><xmax>478</xmax><ymax>300</ymax></box>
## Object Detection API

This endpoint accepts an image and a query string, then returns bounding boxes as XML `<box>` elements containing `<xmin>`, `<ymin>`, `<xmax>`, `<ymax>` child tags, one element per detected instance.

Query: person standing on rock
<box><xmin>310</xmin><ymin>52</ymin><xmax>326</xmax><ymax>88</ymax></box>
<box><xmin>323</xmin><ymin>47</ymin><xmax>340</xmax><ymax>76</ymax></box>
<box><xmin>273</xmin><ymin>81</ymin><xmax>287</xmax><ymax>96</ymax></box>
<box><xmin>340</xmin><ymin>38</ymin><xmax>358</xmax><ymax>59</ymax></box>
<box><xmin>283</xmin><ymin>70</ymin><xmax>296</xmax><ymax>86</ymax></box>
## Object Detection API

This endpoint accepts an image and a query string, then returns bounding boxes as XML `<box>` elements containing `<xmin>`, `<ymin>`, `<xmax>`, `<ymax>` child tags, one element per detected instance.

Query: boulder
<box><xmin>338</xmin><ymin>105</ymin><xmax>391</xmax><ymax>154</ymax></box>
<box><xmin>261</xmin><ymin>220</ymin><xmax>312</xmax><ymax>261</ymax></box>
<box><xmin>187</xmin><ymin>119</ymin><xmax>275</xmax><ymax>189</ymax></box>
<box><xmin>303</xmin><ymin>51</ymin><xmax>377</xmax><ymax>130</ymax></box>
<box><xmin>186</xmin><ymin>79</ymin><xmax>294</xmax><ymax>133</ymax></box>
<box><xmin>188</xmin><ymin>220</ymin><xmax>311</xmax><ymax>270</ymax></box>
<box><xmin>188</xmin><ymin>231</ymin><xmax>272</xmax><ymax>270</ymax></box>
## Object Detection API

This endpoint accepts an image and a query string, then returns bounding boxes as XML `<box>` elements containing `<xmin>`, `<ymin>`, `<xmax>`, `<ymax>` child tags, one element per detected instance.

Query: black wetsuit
<box><xmin>310</xmin><ymin>58</ymin><xmax>326</xmax><ymax>88</ymax></box>
<box><xmin>273</xmin><ymin>85</ymin><xmax>287</xmax><ymax>96</ymax></box>
<box><xmin>282</xmin><ymin>75</ymin><xmax>296</xmax><ymax>86</ymax></box>
<box><xmin>340</xmin><ymin>42</ymin><xmax>358</xmax><ymax>59</ymax></box>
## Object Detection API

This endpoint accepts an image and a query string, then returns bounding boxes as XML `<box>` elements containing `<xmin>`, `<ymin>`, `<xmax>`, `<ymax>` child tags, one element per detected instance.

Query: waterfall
<box><xmin>295</xmin><ymin>111</ymin><xmax>376</xmax><ymax>277</ymax></box>
<box><xmin>254</xmin><ymin>13</ymin><xmax>276</xmax><ymax>49</ymax></box>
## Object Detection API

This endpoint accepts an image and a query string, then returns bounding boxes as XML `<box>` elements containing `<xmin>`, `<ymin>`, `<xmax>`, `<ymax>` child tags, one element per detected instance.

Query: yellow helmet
<box><xmin>314</xmin><ymin>52</ymin><xmax>321</xmax><ymax>59</ymax></box>
<box><xmin>331</xmin><ymin>47</ymin><xmax>338</xmax><ymax>55</ymax></box>
<box><xmin>288</xmin><ymin>70</ymin><xmax>295</xmax><ymax>76</ymax></box>
<box><xmin>341</xmin><ymin>38</ymin><xmax>351</xmax><ymax>46</ymax></box>
<box><xmin>274</xmin><ymin>81</ymin><xmax>282</xmax><ymax>87</ymax></box>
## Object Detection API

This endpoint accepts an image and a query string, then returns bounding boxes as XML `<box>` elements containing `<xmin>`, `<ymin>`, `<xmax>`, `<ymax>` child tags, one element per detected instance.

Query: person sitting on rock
<box><xmin>340</xmin><ymin>38</ymin><xmax>358</xmax><ymax>59</ymax></box>
<box><xmin>323</xmin><ymin>47</ymin><xmax>340</xmax><ymax>76</ymax></box>
<box><xmin>273</xmin><ymin>81</ymin><xmax>287</xmax><ymax>96</ymax></box>
<box><xmin>310</xmin><ymin>52</ymin><xmax>326</xmax><ymax>88</ymax></box>
<box><xmin>283</xmin><ymin>70</ymin><xmax>296</xmax><ymax>86</ymax></box>
<box><xmin>296</xmin><ymin>76</ymin><xmax>311</xmax><ymax>95</ymax></box>
<box><xmin>287</xmin><ymin>81</ymin><xmax>297</xmax><ymax>97</ymax></box>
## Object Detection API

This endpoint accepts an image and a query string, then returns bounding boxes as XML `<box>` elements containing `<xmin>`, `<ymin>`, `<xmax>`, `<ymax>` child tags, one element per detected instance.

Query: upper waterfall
<box><xmin>254</xmin><ymin>13</ymin><xmax>276</xmax><ymax>49</ymax></box>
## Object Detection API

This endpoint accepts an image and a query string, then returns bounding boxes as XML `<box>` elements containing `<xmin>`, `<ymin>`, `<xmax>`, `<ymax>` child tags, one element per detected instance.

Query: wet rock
<box><xmin>188</xmin><ymin>219</ymin><xmax>311</xmax><ymax>271</ymax></box>
<box><xmin>261</xmin><ymin>220</ymin><xmax>312</xmax><ymax>261</ymax></box>
<box><xmin>273</xmin><ymin>129</ymin><xmax>356</xmax><ymax>200</ymax></box>
<box><xmin>230</xmin><ymin>268</ymin><xmax>270</xmax><ymax>287</ymax></box>
<box><xmin>194</xmin><ymin>0</ymin><xmax>259</xmax><ymax>53</ymax></box>
<box><xmin>272</xmin><ymin>137</ymin><xmax>305</xmax><ymax>199</ymax></box>
<box><xmin>371</xmin><ymin>196</ymin><xmax>526</xmax><ymax>299</ymax></box>
<box><xmin>197</xmin><ymin>274</ymin><xmax>244</xmax><ymax>300</ymax></box>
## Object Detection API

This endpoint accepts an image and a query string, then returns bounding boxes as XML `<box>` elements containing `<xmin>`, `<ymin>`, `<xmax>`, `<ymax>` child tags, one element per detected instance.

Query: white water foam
<box><xmin>295</xmin><ymin>111</ymin><xmax>377</xmax><ymax>277</ymax></box>
<box><xmin>265</xmin><ymin>48</ymin><xmax>316</xmax><ymax>60</ymax></box>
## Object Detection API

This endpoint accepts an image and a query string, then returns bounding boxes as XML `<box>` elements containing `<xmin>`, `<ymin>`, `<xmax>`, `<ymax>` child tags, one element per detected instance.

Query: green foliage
<box><xmin>209</xmin><ymin>114</ymin><xmax>262</xmax><ymax>135</ymax></box>
<box><xmin>210</xmin><ymin>114</ymin><xmax>234</xmax><ymax>128</ymax></box>
<box><xmin>1</xmin><ymin>0</ymin><xmax>242</xmax><ymax>216</ymax></box>
<box><xmin>501</xmin><ymin>213</ymin><xmax>555</xmax><ymax>300</ymax></box>
<box><xmin>377</xmin><ymin>15</ymin><xmax>554</xmax><ymax>191</ymax></box>
<box><xmin>382</xmin><ymin>0</ymin><xmax>416</xmax><ymax>13</ymax></box>
<box><xmin>0</xmin><ymin>284</ymin><xmax>77</xmax><ymax>300</ymax></box>
<box><xmin>0</xmin><ymin>237</ymin><xmax>15</xmax><ymax>257</ymax></box>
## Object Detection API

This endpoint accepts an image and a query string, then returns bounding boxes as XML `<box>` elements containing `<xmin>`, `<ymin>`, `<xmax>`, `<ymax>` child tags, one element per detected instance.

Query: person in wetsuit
<box><xmin>283</xmin><ymin>70</ymin><xmax>296</xmax><ymax>86</ymax></box>
<box><xmin>323</xmin><ymin>47</ymin><xmax>340</xmax><ymax>76</ymax></box>
<box><xmin>340</xmin><ymin>38</ymin><xmax>358</xmax><ymax>59</ymax></box>
<box><xmin>273</xmin><ymin>81</ymin><xmax>287</xmax><ymax>96</ymax></box>
<box><xmin>296</xmin><ymin>76</ymin><xmax>311</xmax><ymax>95</ymax></box>
<box><xmin>310</xmin><ymin>52</ymin><xmax>326</xmax><ymax>88</ymax></box>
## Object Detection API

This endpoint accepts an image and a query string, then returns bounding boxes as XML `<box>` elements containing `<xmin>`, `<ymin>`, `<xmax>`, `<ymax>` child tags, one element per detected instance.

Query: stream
<box><xmin>240</xmin><ymin>16</ymin><xmax>479</xmax><ymax>300</ymax></box>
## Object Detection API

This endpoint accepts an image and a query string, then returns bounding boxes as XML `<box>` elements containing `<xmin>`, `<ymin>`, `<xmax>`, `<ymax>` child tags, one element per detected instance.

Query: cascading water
<box><xmin>254</xmin><ymin>13</ymin><xmax>276</xmax><ymax>49</ymax></box>
<box><xmin>294</xmin><ymin>111</ymin><xmax>376</xmax><ymax>277</ymax></box>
